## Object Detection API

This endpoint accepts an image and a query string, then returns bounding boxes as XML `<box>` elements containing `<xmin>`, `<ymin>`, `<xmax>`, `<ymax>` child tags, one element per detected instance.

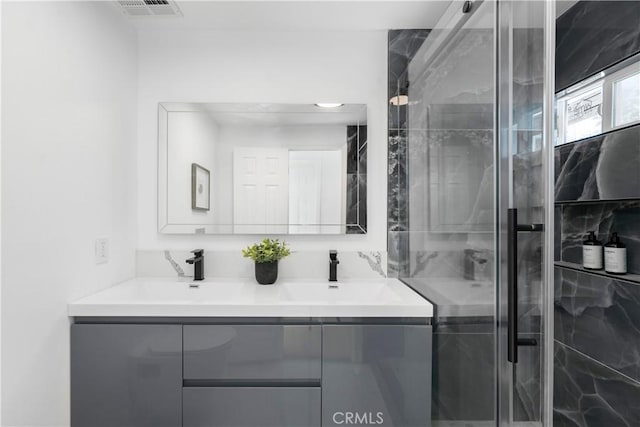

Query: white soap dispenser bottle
<box><xmin>582</xmin><ymin>231</ymin><xmax>603</xmax><ymax>270</ymax></box>
<box><xmin>604</xmin><ymin>232</ymin><xmax>627</xmax><ymax>275</ymax></box>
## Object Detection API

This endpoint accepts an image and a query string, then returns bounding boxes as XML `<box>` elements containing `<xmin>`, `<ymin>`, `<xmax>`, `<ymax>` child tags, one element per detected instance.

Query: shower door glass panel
<box><xmin>406</xmin><ymin>1</ymin><xmax>498</xmax><ymax>425</ymax></box>
<box><xmin>402</xmin><ymin>0</ymin><xmax>552</xmax><ymax>425</ymax></box>
<box><xmin>497</xmin><ymin>1</ymin><xmax>550</xmax><ymax>426</ymax></box>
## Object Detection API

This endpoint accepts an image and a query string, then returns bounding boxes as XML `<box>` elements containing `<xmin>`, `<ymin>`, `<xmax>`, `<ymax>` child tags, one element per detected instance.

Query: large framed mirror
<box><xmin>158</xmin><ymin>103</ymin><xmax>367</xmax><ymax>234</ymax></box>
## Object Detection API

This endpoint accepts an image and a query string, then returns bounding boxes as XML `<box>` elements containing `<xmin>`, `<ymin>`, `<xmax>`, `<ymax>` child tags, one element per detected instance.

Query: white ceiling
<box><xmin>118</xmin><ymin>1</ymin><xmax>452</xmax><ymax>32</ymax></box>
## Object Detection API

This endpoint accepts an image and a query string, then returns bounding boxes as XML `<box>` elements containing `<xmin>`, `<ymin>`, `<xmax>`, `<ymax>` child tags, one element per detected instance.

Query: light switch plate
<box><xmin>95</xmin><ymin>238</ymin><xmax>109</xmax><ymax>264</ymax></box>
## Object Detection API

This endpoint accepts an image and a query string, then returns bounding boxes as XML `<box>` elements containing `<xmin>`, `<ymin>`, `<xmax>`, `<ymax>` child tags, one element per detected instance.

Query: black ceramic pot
<box><xmin>255</xmin><ymin>261</ymin><xmax>278</xmax><ymax>285</ymax></box>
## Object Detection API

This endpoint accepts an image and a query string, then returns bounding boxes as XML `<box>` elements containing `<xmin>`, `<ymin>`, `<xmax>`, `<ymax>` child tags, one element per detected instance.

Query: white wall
<box><xmin>167</xmin><ymin>111</ymin><xmax>218</xmax><ymax>224</ymax></box>
<box><xmin>137</xmin><ymin>29</ymin><xmax>387</xmax><ymax>251</ymax></box>
<box><xmin>1</xmin><ymin>2</ymin><xmax>138</xmax><ymax>426</ymax></box>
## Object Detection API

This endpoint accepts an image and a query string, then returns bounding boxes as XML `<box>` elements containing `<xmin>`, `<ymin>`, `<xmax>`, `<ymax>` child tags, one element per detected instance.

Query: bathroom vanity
<box><xmin>69</xmin><ymin>278</ymin><xmax>433</xmax><ymax>427</ymax></box>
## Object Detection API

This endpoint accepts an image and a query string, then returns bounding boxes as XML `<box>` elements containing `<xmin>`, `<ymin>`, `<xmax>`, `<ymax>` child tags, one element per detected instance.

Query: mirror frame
<box><xmin>157</xmin><ymin>102</ymin><xmax>368</xmax><ymax>235</ymax></box>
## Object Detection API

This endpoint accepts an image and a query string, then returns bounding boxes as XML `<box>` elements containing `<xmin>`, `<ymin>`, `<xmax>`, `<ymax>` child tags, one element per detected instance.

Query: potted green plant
<box><xmin>242</xmin><ymin>238</ymin><xmax>291</xmax><ymax>285</ymax></box>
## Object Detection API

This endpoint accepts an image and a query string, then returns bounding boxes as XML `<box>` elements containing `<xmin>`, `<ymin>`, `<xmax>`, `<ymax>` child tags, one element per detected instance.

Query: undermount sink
<box><xmin>279</xmin><ymin>281</ymin><xmax>404</xmax><ymax>304</ymax></box>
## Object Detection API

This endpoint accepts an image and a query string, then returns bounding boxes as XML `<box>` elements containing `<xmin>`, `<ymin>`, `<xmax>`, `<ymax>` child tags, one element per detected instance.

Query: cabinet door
<box><xmin>322</xmin><ymin>325</ymin><xmax>432</xmax><ymax>427</ymax></box>
<box><xmin>183</xmin><ymin>387</ymin><xmax>321</xmax><ymax>427</ymax></box>
<box><xmin>71</xmin><ymin>324</ymin><xmax>182</xmax><ymax>427</ymax></box>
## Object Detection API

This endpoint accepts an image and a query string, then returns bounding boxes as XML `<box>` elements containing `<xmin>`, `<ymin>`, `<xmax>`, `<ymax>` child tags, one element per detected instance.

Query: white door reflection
<box><xmin>233</xmin><ymin>147</ymin><xmax>289</xmax><ymax>234</ymax></box>
<box><xmin>289</xmin><ymin>150</ymin><xmax>345</xmax><ymax>234</ymax></box>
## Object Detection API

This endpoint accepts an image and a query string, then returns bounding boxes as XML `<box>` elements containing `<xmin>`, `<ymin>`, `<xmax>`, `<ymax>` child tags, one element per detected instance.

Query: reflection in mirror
<box><xmin>158</xmin><ymin>103</ymin><xmax>367</xmax><ymax>235</ymax></box>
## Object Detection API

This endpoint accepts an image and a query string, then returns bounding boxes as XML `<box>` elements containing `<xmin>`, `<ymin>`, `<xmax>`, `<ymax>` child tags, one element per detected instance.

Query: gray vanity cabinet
<box><xmin>70</xmin><ymin>324</ymin><xmax>182</xmax><ymax>427</ymax></box>
<box><xmin>322</xmin><ymin>325</ymin><xmax>432</xmax><ymax>427</ymax></box>
<box><xmin>71</xmin><ymin>322</ymin><xmax>431</xmax><ymax>427</ymax></box>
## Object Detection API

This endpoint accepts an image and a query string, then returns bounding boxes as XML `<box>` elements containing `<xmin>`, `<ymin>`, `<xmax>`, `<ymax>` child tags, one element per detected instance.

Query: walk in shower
<box><xmin>389</xmin><ymin>1</ymin><xmax>556</xmax><ymax>425</ymax></box>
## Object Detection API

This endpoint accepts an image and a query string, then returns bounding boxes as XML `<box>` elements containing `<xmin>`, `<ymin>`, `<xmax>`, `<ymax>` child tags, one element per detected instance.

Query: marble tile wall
<box><xmin>553</xmin><ymin>134</ymin><xmax>640</xmax><ymax>425</ymax></box>
<box><xmin>554</xmin><ymin>3</ymin><xmax>640</xmax><ymax>424</ymax></box>
<box><xmin>554</xmin><ymin>341</ymin><xmax>640</xmax><ymax>426</ymax></box>
<box><xmin>388</xmin><ymin>29</ymin><xmax>431</xmax><ymax>131</ymax></box>
<box><xmin>388</xmin><ymin>29</ymin><xmax>430</xmax><ymax>277</ymax></box>
<box><xmin>555</xmin><ymin>267</ymin><xmax>640</xmax><ymax>382</ymax></box>
<box><xmin>555</xmin><ymin>124</ymin><xmax>640</xmax><ymax>202</ymax></box>
<box><xmin>556</xmin><ymin>0</ymin><xmax>640</xmax><ymax>92</ymax></box>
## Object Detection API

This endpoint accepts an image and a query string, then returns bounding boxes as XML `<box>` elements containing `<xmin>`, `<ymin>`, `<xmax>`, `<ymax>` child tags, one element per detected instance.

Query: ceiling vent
<box><xmin>116</xmin><ymin>0</ymin><xmax>182</xmax><ymax>17</ymax></box>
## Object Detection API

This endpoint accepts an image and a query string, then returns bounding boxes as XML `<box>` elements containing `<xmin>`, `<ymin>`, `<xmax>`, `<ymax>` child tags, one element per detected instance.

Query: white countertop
<box><xmin>68</xmin><ymin>277</ymin><xmax>433</xmax><ymax>318</ymax></box>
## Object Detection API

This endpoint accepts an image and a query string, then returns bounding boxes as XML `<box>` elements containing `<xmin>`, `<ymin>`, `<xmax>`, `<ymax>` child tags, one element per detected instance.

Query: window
<box><xmin>564</xmin><ymin>84</ymin><xmax>603</xmax><ymax>143</ymax></box>
<box><xmin>613</xmin><ymin>71</ymin><xmax>640</xmax><ymax>127</ymax></box>
<box><xmin>555</xmin><ymin>55</ymin><xmax>640</xmax><ymax>146</ymax></box>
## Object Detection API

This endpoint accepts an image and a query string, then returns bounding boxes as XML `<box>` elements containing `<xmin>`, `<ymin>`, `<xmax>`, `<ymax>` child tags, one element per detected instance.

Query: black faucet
<box><xmin>186</xmin><ymin>249</ymin><xmax>204</xmax><ymax>281</ymax></box>
<box><xmin>329</xmin><ymin>250</ymin><xmax>339</xmax><ymax>282</ymax></box>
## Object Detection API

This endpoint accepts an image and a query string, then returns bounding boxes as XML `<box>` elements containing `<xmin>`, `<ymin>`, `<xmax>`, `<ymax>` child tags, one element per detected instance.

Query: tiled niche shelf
<box><xmin>555</xmin><ymin>198</ymin><xmax>640</xmax><ymax>206</ymax></box>
<box><xmin>555</xmin><ymin>261</ymin><xmax>640</xmax><ymax>285</ymax></box>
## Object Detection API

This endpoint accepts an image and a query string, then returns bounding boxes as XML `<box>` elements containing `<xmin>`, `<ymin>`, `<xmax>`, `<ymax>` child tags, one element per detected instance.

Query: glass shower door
<box><xmin>405</xmin><ymin>1</ymin><xmax>500</xmax><ymax>424</ymax></box>
<box><xmin>497</xmin><ymin>1</ymin><xmax>555</xmax><ymax>426</ymax></box>
<box><xmin>401</xmin><ymin>0</ymin><xmax>554</xmax><ymax>425</ymax></box>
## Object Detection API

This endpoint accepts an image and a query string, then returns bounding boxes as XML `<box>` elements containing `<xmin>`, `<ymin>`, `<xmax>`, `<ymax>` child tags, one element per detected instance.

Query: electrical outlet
<box><xmin>95</xmin><ymin>238</ymin><xmax>109</xmax><ymax>264</ymax></box>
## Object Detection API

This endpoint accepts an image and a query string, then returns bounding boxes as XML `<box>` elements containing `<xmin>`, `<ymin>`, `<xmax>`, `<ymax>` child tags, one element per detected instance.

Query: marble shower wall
<box><xmin>554</xmin><ymin>202</ymin><xmax>640</xmax><ymax>425</ymax></box>
<box><xmin>554</xmin><ymin>341</ymin><xmax>640</xmax><ymax>427</ymax></box>
<box><xmin>555</xmin><ymin>267</ymin><xmax>640</xmax><ymax>382</ymax></box>
<box><xmin>555</xmin><ymin>124</ymin><xmax>640</xmax><ymax>202</ymax></box>
<box><xmin>556</xmin><ymin>0</ymin><xmax>640</xmax><ymax>92</ymax></box>
<box><xmin>554</xmin><ymin>2</ymin><xmax>640</xmax><ymax>424</ymax></box>
<box><xmin>388</xmin><ymin>29</ymin><xmax>430</xmax><ymax>277</ymax></box>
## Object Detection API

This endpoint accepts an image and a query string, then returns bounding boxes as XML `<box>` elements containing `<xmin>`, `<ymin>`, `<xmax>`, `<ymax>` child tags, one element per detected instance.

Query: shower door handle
<box><xmin>507</xmin><ymin>208</ymin><xmax>543</xmax><ymax>363</ymax></box>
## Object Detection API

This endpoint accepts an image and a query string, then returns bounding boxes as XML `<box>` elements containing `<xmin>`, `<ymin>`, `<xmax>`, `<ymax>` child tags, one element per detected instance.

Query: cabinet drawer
<box><xmin>183</xmin><ymin>325</ymin><xmax>321</xmax><ymax>380</ymax></box>
<box><xmin>183</xmin><ymin>387</ymin><xmax>321</xmax><ymax>427</ymax></box>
